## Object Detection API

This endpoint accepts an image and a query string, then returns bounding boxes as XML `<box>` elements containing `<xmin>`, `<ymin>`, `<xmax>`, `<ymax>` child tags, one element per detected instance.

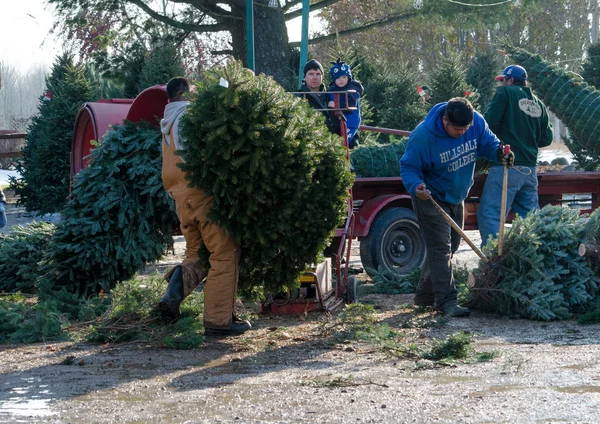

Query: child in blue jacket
<box><xmin>327</xmin><ymin>59</ymin><xmax>364</xmax><ymax>148</ymax></box>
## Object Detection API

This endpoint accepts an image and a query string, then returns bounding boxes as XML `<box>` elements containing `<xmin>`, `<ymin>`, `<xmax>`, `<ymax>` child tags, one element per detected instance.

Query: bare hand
<box><xmin>416</xmin><ymin>183</ymin><xmax>431</xmax><ymax>200</ymax></box>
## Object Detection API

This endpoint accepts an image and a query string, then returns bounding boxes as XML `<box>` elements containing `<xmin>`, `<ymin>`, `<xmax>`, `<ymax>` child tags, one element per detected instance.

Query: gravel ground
<box><xmin>2</xmin><ymin>193</ymin><xmax>600</xmax><ymax>424</ymax></box>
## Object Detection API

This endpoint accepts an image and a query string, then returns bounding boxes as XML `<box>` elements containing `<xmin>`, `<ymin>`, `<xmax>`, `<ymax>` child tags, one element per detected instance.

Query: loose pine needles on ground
<box><xmin>180</xmin><ymin>61</ymin><xmax>353</xmax><ymax>298</ymax></box>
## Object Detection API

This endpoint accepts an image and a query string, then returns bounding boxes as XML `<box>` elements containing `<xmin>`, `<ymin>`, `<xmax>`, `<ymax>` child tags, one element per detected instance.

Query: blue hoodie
<box><xmin>400</xmin><ymin>102</ymin><xmax>500</xmax><ymax>205</ymax></box>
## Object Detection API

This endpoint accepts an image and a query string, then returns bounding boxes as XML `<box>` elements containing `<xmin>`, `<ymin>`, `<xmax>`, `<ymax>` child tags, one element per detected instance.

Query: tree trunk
<box><xmin>254</xmin><ymin>1</ymin><xmax>294</xmax><ymax>87</ymax></box>
<box><xmin>592</xmin><ymin>0</ymin><xmax>599</xmax><ymax>44</ymax></box>
<box><xmin>231</xmin><ymin>1</ymin><xmax>294</xmax><ymax>86</ymax></box>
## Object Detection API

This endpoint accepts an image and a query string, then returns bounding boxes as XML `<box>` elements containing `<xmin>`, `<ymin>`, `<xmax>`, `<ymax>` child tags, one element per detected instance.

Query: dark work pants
<box><xmin>412</xmin><ymin>195</ymin><xmax>462</xmax><ymax>311</ymax></box>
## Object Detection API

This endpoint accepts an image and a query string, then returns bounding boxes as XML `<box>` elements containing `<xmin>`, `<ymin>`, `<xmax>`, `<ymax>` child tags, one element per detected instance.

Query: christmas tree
<box><xmin>466</xmin><ymin>50</ymin><xmax>503</xmax><ymax>113</ymax></box>
<box><xmin>40</xmin><ymin>123</ymin><xmax>178</xmax><ymax>296</ymax></box>
<box><xmin>504</xmin><ymin>44</ymin><xmax>600</xmax><ymax>158</ymax></box>
<box><xmin>137</xmin><ymin>44</ymin><xmax>186</xmax><ymax>93</ymax></box>
<box><xmin>180</xmin><ymin>61</ymin><xmax>353</xmax><ymax>297</ymax></box>
<box><xmin>10</xmin><ymin>54</ymin><xmax>95</xmax><ymax>214</ymax></box>
<box><xmin>581</xmin><ymin>42</ymin><xmax>600</xmax><ymax>90</ymax></box>
<box><xmin>429</xmin><ymin>54</ymin><xmax>479</xmax><ymax>109</ymax></box>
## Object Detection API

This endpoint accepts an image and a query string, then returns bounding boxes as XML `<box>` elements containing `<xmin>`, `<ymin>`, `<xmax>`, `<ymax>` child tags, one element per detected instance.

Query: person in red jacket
<box><xmin>158</xmin><ymin>77</ymin><xmax>251</xmax><ymax>336</ymax></box>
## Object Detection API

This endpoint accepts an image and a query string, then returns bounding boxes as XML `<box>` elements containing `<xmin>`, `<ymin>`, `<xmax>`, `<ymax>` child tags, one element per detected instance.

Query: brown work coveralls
<box><xmin>162</xmin><ymin>130</ymin><xmax>240</xmax><ymax>329</ymax></box>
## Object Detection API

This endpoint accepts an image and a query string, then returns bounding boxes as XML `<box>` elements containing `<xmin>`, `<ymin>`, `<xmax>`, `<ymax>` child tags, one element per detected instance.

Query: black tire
<box><xmin>345</xmin><ymin>275</ymin><xmax>359</xmax><ymax>303</ymax></box>
<box><xmin>360</xmin><ymin>207</ymin><xmax>426</xmax><ymax>278</ymax></box>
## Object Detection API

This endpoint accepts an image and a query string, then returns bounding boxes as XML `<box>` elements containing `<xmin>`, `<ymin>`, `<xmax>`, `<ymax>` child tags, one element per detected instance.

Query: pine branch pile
<box><xmin>40</xmin><ymin>122</ymin><xmax>178</xmax><ymax>296</ymax></box>
<box><xmin>504</xmin><ymin>44</ymin><xmax>600</xmax><ymax>155</ymax></box>
<box><xmin>469</xmin><ymin>205</ymin><xmax>600</xmax><ymax>320</ymax></box>
<box><xmin>350</xmin><ymin>140</ymin><xmax>407</xmax><ymax>178</ymax></box>
<box><xmin>180</xmin><ymin>61</ymin><xmax>353</xmax><ymax>297</ymax></box>
<box><xmin>0</xmin><ymin>222</ymin><xmax>55</xmax><ymax>293</ymax></box>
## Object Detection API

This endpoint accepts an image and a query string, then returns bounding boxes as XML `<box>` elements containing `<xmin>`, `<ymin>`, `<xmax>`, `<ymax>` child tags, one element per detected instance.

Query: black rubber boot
<box><xmin>158</xmin><ymin>265</ymin><xmax>184</xmax><ymax>322</ymax></box>
<box><xmin>205</xmin><ymin>314</ymin><xmax>252</xmax><ymax>336</ymax></box>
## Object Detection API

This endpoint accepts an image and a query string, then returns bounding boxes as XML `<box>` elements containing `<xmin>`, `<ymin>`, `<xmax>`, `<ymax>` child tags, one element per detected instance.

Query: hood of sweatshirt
<box><xmin>160</xmin><ymin>101</ymin><xmax>189</xmax><ymax>148</ymax></box>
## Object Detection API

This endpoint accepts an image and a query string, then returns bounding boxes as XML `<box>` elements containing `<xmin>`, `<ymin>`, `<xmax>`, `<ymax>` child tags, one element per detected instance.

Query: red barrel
<box><xmin>70</xmin><ymin>85</ymin><xmax>169</xmax><ymax>179</ymax></box>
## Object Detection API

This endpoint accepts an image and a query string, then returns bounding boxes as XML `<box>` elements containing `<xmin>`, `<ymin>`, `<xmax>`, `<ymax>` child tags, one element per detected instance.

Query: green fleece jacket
<box><xmin>484</xmin><ymin>85</ymin><xmax>553</xmax><ymax>167</ymax></box>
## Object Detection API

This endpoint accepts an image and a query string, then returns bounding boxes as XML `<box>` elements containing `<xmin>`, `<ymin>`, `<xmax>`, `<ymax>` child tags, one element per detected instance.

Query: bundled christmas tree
<box><xmin>504</xmin><ymin>44</ymin><xmax>600</xmax><ymax>158</ymax></box>
<box><xmin>9</xmin><ymin>54</ymin><xmax>95</xmax><ymax>214</ymax></box>
<box><xmin>350</xmin><ymin>139</ymin><xmax>407</xmax><ymax>178</ymax></box>
<box><xmin>180</xmin><ymin>61</ymin><xmax>353</xmax><ymax>297</ymax></box>
<box><xmin>40</xmin><ymin>123</ymin><xmax>178</xmax><ymax>296</ymax></box>
<box><xmin>469</xmin><ymin>205</ymin><xmax>599</xmax><ymax>320</ymax></box>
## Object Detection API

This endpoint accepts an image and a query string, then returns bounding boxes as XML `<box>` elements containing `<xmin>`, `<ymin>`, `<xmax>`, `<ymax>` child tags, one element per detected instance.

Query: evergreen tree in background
<box><xmin>9</xmin><ymin>54</ymin><xmax>95</xmax><ymax>214</ymax></box>
<box><xmin>137</xmin><ymin>44</ymin><xmax>187</xmax><ymax>93</ymax></box>
<box><xmin>581</xmin><ymin>42</ymin><xmax>600</xmax><ymax>90</ymax></box>
<box><xmin>429</xmin><ymin>54</ymin><xmax>479</xmax><ymax>110</ymax></box>
<box><xmin>505</xmin><ymin>44</ymin><xmax>600</xmax><ymax>164</ymax></box>
<box><xmin>378</xmin><ymin>67</ymin><xmax>427</xmax><ymax>133</ymax></box>
<box><xmin>466</xmin><ymin>50</ymin><xmax>503</xmax><ymax>113</ymax></box>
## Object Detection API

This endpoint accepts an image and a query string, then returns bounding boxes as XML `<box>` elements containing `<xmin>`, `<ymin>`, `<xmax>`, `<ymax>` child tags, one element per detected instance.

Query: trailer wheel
<box><xmin>345</xmin><ymin>275</ymin><xmax>359</xmax><ymax>303</ymax></box>
<box><xmin>360</xmin><ymin>207</ymin><xmax>426</xmax><ymax>278</ymax></box>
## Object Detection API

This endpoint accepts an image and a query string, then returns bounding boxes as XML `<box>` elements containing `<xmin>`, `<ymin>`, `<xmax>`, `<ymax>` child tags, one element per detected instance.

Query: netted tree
<box><xmin>179</xmin><ymin>61</ymin><xmax>353</xmax><ymax>298</ymax></box>
<box><xmin>9</xmin><ymin>54</ymin><xmax>95</xmax><ymax>214</ymax></box>
<box><xmin>504</xmin><ymin>44</ymin><xmax>600</xmax><ymax>162</ymax></box>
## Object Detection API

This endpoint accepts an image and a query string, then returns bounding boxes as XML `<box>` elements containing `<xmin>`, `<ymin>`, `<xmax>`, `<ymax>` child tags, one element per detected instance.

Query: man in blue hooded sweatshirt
<box><xmin>401</xmin><ymin>97</ymin><xmax>514</xmax><ymax>317</ymax></box>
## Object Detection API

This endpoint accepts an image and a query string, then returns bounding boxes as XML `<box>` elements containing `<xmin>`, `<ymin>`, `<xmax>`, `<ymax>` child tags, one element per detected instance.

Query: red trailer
<box><xmin>347</xmin><ymin>154</ymin><xmax>600</xmax><ymax>280</ymax></box>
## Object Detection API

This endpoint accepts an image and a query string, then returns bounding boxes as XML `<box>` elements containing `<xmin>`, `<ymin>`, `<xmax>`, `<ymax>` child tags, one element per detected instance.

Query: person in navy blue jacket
<box><xmin>327</xmin><ymin>58</ymin><xmax>364</xmax><ymax>149</ymax></box>
<box><xmin>400</xmin><ymin>97</ymin><xmax>514</xmax><ymax>317</ymax></box>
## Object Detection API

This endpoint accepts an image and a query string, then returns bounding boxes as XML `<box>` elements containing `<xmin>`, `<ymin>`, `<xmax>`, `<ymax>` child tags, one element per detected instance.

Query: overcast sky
<box><xmin>0</xmin><ymin>0</ymin><xmax>60</xmax><ymax>72</ymax></box>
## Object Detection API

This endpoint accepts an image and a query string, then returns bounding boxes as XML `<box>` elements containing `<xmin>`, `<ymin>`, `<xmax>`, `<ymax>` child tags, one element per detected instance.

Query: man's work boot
<box><xmin>158</xmin><ymin>265</ymin><xmax>184</xmax><ymax>322</ymax></box>
<box><xmin>440</xmin><ymin>304</ymin><xmax>470</xmax><ymax>318</ymax></box>
<box><xmin>204</xmin><ymin>315</ymin><xmax>251</xmax><ymax>336</ymax></box>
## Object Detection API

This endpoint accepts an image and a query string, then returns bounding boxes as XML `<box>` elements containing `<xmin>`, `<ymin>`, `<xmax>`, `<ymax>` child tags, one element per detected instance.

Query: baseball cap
<box><xmin>495</xmin><ymin>65</ymin><xmax>527</xmax><ymax>81</ymax></box>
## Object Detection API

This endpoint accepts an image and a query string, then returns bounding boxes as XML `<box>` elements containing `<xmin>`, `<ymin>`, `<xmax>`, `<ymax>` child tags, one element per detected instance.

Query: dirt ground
<box><xmin>2</xmin><ymin>192</ymin><xmax>600</xmax><ymax>423</ymax></box>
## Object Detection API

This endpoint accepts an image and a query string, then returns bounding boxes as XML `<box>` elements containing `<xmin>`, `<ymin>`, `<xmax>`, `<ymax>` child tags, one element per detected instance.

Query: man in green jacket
<box><xmin>477</xmin><ymin>65</ymin><xmax>554</xmax><ymax>247</ymax></box>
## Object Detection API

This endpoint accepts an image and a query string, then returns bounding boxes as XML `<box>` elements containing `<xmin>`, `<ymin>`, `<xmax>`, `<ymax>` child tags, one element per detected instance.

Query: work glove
<box><xmin>497</xmin><ymin>145</ymin><xmax>515</xmax><ymax>167</ymax></box>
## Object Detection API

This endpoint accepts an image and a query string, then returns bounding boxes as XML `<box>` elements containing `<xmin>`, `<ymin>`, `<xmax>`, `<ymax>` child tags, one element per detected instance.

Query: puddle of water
<box><xmin>0</xmin><ymin>379</ymin><xmax>55</xmax><ymax>418</ymax></box>
<box><xmin>553</xmin><ymin>385</ymin><xmax>600</xmax><ymax>394</ymax></box>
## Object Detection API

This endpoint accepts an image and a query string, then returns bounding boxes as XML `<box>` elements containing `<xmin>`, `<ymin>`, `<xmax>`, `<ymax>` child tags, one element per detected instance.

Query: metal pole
<box><xmin>298</xmin><ymin>0</ymin><xmax>310</xmax><ymax>88</ymax></box>
<box><xmin>246</xmin><ymin>0</ymin><xmax>255</xmax><ymax>71</ymax></box>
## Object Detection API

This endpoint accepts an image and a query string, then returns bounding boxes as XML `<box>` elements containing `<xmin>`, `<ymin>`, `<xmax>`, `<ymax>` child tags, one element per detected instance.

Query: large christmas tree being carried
<box><xmin>180</xmin><ymin>62</ymin><xmax>353</xmax><ymax>297</ymax></box>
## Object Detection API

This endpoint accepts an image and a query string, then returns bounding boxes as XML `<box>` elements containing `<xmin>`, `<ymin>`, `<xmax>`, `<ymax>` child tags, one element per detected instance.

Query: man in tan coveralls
<box><xmin>158</xmin><ymin>77</ymin><xmax>251</xmax><ymax>335</ymax></box>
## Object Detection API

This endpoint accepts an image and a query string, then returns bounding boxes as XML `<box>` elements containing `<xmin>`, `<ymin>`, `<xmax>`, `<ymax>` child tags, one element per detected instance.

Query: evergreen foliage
<box><xmin>9</xmin><ymin>53</ymin><xmax>95</xmax><ymax>214</ymax></box>
<box><xmin>364</xmin><ymin>65</ymin><xmax>427</xmax><ymax>134</ymax></box>
<box><xmin>87</xmin><ymin>276</ymin><xmax>204</xmax><ymax>349</ymax></box>
<box><xmin>350</xmin><ymin>139</ymin><xmax>407</xmax><ymax>177</ymax></box>
<box><xmin>180</xmin><ymin>61</ymin><xmax>353</xmax><ymax>297</ymax></box>
<box><xmin>41</xmin><ymin>123</ymin><xmax>178</xmax><ymax>296</ymax></box>
<box><xmin>504</xmin><ymin>44</ymin><xmax>600</xmax><ymax>158</ymax></box>
<box><xmin>581</xmin><ymin>42</ymin><xmax>600</xmax><ymax>90</ymax></box>
<box><xmin>466</xmin><ymin>51</ymin><xmax>503</xmax><ymax>113</ymax></box>
<box><xmin>428</xmin><ymin>54</ymin><xmax>479</xmax><ymax>110</ymax></box>
<box><xmin>137</xmin><ymin>44</ymin><xmax>187</xmax><ymax>93</ymax></box>
<box><xmin>0</xmin><ymin>222</ymin><xmax>55</xmax><ymax>293</ymax></box>
<box><xmin>469</xmin><ymin>205</ymin><xmax>599</xmax><ymax>320</ymax></box>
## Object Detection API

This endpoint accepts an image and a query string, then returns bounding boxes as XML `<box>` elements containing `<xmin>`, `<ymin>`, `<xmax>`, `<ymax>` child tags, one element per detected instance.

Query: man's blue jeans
<box><xmin>0</xmin><ymin>202</ymin><xmax>6</xmax><ymax>228</ymax></box>
<box><xmin>412</xmin><ymin>195</ymin><xmax>462</xmax><ymax>311</ymax></box>
<box><xmin>477</xmin><ymin>165</ymin><xmax>538</xmax><ymax>247</ymax></box>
